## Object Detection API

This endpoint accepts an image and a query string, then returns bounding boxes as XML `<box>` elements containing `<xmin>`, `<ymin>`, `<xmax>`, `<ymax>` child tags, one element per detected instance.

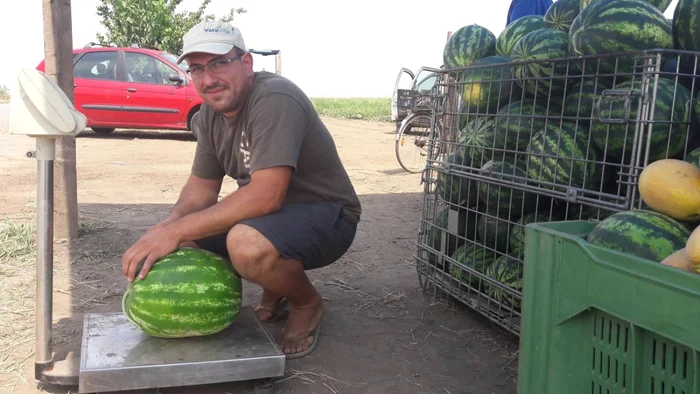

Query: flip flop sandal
<box><xmin>283</xmin><ymin>320</ymin><xmax>322</xmax><ymax>359</ymax></box>
<box><xmin>254</xmin><ymin>298</ymin><xmax>290</xmax><ymax>322</ymax></box>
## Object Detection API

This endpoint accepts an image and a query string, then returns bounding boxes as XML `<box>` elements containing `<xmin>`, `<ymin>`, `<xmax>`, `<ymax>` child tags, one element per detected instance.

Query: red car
<box><xmin>36</xmin><ymin>43</ymin><xmax>203</xmax><ymax>135</ymax></box>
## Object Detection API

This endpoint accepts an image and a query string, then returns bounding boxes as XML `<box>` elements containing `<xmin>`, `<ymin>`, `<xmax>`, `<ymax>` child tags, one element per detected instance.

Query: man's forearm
<box><xmin>169</xmin><ymin>182</ymin><xmax>280</xmax><ymax>242</ymax></box>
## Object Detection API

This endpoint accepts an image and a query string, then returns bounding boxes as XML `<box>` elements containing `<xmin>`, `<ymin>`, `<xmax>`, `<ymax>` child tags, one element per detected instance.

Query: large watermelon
<box><xmin>591</xmin><ymin>77</ymin><xmax>693</xmax><ymax>162</ymax></box>
<box><xmin>494</xmin><ymin>100</ymin><xmax>560</xmax><ymax>153</ymax></box>
<box><xmin>581</xmin><ymin>0</ymin><xmax>673</xmax><ymax>13</ymax></box>
<box><xmin>673</xmin><ymin>0</ymin><xmax>700</xmax><ymax>53</ymax></box>
<box><xmin>443</xmin><ymin>24</ymin><xmax>496</xmax><ymax>69</ymax></box>
<box><xmin>460</xmin><ymin>56</ymin><xmax>520</xmax><ymax>114</ymax></box>
<box><xmin>509</xmin><ymin>210</ymin><xmax>566</xmax><ymax>259</ymax></box>
<box><xmin>569</xmin><ymin>0</ymin><xmax>673</xmax><ymax>76</ymax></box>
<box><xmin>586</xmin><ymin>209</ymin><xmax>690</xmax><ymax>262</ymax></box>
<box><xmin>477</xmin><ymin>214</ymin><xmax>512</xmax><ymax>254</ymax></box>
<box><xmin>437</xmin><ymin>149</ymin><xmax>478</xmax><ymax>208</ymax></box>
<box><xmin>543</xmin><ymin>0</ymin><xmax>581</xmax><ymax>33</ymax></box>
<box><xmin>562</xmin><ymin>79</ymin><xmax>612</xmax><ymax>124</ymax></box>
<box><xmin>426</xmin><ymin>206</ymin><xmax>477</xmax><ymax>269</ymax></box>
<box><xmin>478</xmin><ymin>160</ymin><xmax>539</xmax><ymax>217</ymax></box>
<box><xmin>685</xmin><ymin>146</ymin><xmax>700</xmax><ymax>168</ymax></box>
<box><xmin>484</xmin><ymin>256</ymin><xmax>523</xmax><ymax>310</ymax></box>
<box><xmin>510</xmin><ymin>28</ymin><xmax>575</xmax><ymax>101</ymax></box>
<box><xmin>449</xmin><ymin>243</ymin><xmax>497</xmax><ymax>288</ymax></box>
<box><xmin>496</xmin><ymin>16</ymin><xmax>545</xmax><ymax>58</ymax></box>
<box><xmin>523</xmin><ymin>121</ymin><xmax>606</xmax><ymax>190</ymax></box>
<box><xmin>459</xmin><ymin>116</ymin><xmax>498</xmax><ymax>168</ymax></box>
<box><xmin>673</xmin><ymin>0</ymin><xmax>700</xmax><ymax>81</ymax></box>
<box><xmin>122</xmin><ymin>247</ymin><xmax>242</xmax><ymax>338</ymax></box>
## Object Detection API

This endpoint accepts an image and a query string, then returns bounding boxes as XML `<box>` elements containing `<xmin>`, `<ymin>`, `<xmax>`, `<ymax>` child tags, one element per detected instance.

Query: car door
<box><xmin>391</xmin><ymin>68</ymin><xmax>415</xmax><ymax>123</ymax></box>
<box><xmin>72</xmin><ymin>50</ymin><xmax>123</xmax><ymax>126</ymax></box>
<box><xmin>121</xmin><ymin>51</ymin><xmax>190</xmax><ymax>128</ymax></box>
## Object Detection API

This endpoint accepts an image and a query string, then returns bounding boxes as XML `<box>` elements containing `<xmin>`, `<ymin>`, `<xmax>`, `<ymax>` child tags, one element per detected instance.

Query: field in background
<box><xmin>310</xmin><ymin>97</ymin><xmax>392</xmax><ymax>122</ymax></box>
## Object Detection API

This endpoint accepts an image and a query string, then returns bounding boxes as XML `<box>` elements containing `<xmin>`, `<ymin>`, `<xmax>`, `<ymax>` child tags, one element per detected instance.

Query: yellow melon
<box><xmin>638</xmin><ymin>159</ymin><xmax>700</xmax><ymax>222</ymax></box>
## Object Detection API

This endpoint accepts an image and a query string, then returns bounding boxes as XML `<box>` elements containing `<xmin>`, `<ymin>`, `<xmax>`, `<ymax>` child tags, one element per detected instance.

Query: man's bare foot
<box><xmin>254</xmin><ymin>289</ymin><xmax>287</xmax><ymax>322</ymax></box>
<box><xmin>281</xmin><ymin>293</ymin><xmax>324</xmax><ymax>357</ymax></box>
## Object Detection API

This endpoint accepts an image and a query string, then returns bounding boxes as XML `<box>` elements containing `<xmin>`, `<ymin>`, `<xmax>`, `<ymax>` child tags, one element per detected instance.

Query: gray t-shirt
<box><xmin>190</xmin><ymin>71</ymin><xmax>362</xmax><ymax>224</ymax></box>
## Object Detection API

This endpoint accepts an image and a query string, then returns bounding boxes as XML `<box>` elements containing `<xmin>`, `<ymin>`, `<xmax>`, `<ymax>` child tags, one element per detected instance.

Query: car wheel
<box><xmin>91</xmin><ymin>128</ymin><xmax>115</xmax><ymax>134</ymax></box>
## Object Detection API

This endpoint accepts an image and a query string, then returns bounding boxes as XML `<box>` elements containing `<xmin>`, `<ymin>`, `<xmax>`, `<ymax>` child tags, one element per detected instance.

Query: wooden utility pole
<box><xmin>42</xmin><ymin>0</ymin><xmax>78</xmax><ymax>241</ymax></box>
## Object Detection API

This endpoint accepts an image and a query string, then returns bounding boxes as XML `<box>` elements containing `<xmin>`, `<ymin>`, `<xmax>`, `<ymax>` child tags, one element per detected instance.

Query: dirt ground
<box><xmin>0</xmin><ymin>117</ymin><xmax>519</xmax><ymax>394</ymax></box>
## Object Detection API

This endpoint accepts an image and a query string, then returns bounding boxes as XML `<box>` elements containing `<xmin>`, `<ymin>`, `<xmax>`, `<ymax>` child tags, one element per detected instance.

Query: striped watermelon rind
<box><xmin>523</xmin><ymin>121</ymin><xmax>605</xmax><ymax>191</ymax></box>
<box><xmin>591</xmin><ymin>77</ymin><xmax>692</xmax><ymax>162</ymax></box>
<box><xmin>673</xmin><ymin>0</ymin><xmax>700</xmax><ymax>57</ymax></box>
<box><xmin>443</xmin><ymin>24</ymin><xmax>496</xmax><ymax>69</ymax></box>
<box><xmin>496</xmin><ymin>15</ymin><xmax>544</xmax><ymax>58</ymax></box>
<box><xmin>562</xmin><ymin>79</ymin><xmax>612</xmax><ymax>124</ymax></box>
<box><xmin>478</xmin><ymin>160</ymin><xmax>539</xmax><ymax>217</ymax></box>
<box><xmin>494</xmin><ymin>100</ymin><xmax>560</xmax><ymax>153</ymax></box>
<box><xmin>426</xmin><ymin>206</ymin><xmax>479</xmax><ymax>269</ymax></box>
<box><xmin>569</xmin><ymin>0</ymin><xmax>673</xmax><ymax>75</ymax></box>
<box><xmin>581</xmin><ymin>0</ymin><xmax>672</xmax><ymax>13</ymax></box>
<box><xmin>509</xmin><ymin>210</ymin><xmax>566</xmax><ymax>259</ymax></box>
<box><xmin>460</xmin><ymin>56</ymin><xmax>520</xmax><ymax>114</ymax></box>
<box><xmin>477</xmin><ymin>214</ymin><xmax>512</xmax><ymax>254</ymax></box>
<box><xmin>543</xmin><ymin>0</ymin><xmax>580</xmax><ymax>33</ymax></box>
<box><xmin>684</xmin><ymin>146</ymin><xmax>700</xmax><ymax>168</ymax></box>
<box><xmin>459</xmin><ymin>116</ymin><xmax>498</xmax><ymax>168</ymax></box>
<box><xmin>449</xmin><ymin>243</ymin><xmax>497</xmax><ymax>288</ymax></box>
<box><xmin>122</xmin><ymin>247</ymin><xmax>242</xmax><ymax>338</ymax></box>
<box><xmin>510</xmin><ymin>28</ymin><xmax>576</xmax><ymax>101</ymax></box>
<box><xmin>484</xmin><ymin>255</ymin><xmax>523</xmax><ymax>310</ymax></box>
<box><xmin>586</xmin><ymin>210</ymin><xmax>691</xmax><ymax>263</ymax></box>
<box><xmin>437</xmin><ymin>149</ymin><xmax>479</xmax><ymax>208</ymax></box>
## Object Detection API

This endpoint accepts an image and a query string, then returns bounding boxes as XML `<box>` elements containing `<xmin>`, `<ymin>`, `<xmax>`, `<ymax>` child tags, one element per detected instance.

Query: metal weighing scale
<box><xmin>9</xmin><ymin>69</ymin><xmax>286</xmax><ymax>393</ymax></box>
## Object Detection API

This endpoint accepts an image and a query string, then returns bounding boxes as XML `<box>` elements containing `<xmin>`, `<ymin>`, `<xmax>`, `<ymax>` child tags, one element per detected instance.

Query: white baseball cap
<box><xmin>177</xmin><ymin>21</ymin><xmax>247</xmax><ymax>64</ymax></box>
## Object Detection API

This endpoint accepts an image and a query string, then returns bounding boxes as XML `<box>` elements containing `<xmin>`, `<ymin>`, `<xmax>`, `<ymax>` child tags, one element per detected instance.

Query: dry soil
<box><xmin>0</xmin><ymin>117</ymin><xmax>519</xmax><ymax>394</ymax></box>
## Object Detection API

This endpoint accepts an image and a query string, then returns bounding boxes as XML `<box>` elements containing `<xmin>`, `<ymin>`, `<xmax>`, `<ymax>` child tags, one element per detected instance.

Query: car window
<box><xmin>160</xmin><ymin>52</ymin><xmax>189</xmax><ymax>73</ymax></box>
<box><xmin>416</xmin><ymin>74</ymin><xmax>436</xmax><ymax>92</ymax></box>
<box><xmin>74</xmin><ymin>51</ymin><xmax>118</xmax><ymax>81</ymax></box>
<box><xmin>124</xmin><ymin>52</ymin><xmax>159</xmax><ymax>84</ymax></box>
<box><xmin>153</xmin><ymin>59</ymin><xmax>182</xmax><ymax>85</ymax></box>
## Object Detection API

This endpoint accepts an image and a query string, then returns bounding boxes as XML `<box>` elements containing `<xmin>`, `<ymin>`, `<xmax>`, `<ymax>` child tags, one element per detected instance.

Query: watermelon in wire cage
<box><xmin>417</xmin><ymin>4</ymin><xmax>700</xmax><ymax>335</ymax></box>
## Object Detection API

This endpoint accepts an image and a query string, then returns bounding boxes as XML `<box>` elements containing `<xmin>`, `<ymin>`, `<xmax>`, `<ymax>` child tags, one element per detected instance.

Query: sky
<box><xmin>0</xmin><ymin>0</ymin><xmax>681</xmax><ymax>98</ymax></box>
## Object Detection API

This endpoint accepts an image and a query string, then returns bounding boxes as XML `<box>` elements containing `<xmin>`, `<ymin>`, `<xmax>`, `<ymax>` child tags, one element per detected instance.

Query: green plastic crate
<box><xmin>518</xmin><ymin>220</ymin><xmax>700</xmax><ymax>394</ymax></box>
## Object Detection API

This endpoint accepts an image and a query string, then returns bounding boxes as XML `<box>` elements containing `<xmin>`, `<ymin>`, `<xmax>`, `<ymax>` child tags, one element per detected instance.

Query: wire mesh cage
<box><xmin>415</xmin><ymin>49</ymin><xmax>700</xmax><ymax>336</ymax></box>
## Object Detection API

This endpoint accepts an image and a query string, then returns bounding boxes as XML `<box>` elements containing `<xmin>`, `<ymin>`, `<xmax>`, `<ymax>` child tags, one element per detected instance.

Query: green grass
<box><xmin>310</xmin><ymin>97</ymin><xmax>392</xmax><ymax>122</ymax></box>
<box><xmin>0</xmin><ymin>221</ymin><xmax>35</xmax><ymax>275</ymax></box>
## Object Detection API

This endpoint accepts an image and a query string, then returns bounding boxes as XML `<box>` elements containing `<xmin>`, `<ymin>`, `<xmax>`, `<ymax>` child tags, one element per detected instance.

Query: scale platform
<box><xmin>78</xmin><ymin>306</ymin><xmax>286</xmax><ymax>393</ymax></box>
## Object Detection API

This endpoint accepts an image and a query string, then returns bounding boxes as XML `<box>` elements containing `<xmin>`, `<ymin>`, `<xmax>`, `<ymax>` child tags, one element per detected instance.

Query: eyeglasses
<box><xmin>186</xmin><ymin>54</ymin><xmax>243</xmax><ymax>78</ymax></box>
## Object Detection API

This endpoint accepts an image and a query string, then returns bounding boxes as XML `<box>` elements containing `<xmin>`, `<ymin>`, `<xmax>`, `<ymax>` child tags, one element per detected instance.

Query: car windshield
<box><xmin>160</xmin><ymin>52</ymin><xmax>189</xmax><ymax>73</ymax></box>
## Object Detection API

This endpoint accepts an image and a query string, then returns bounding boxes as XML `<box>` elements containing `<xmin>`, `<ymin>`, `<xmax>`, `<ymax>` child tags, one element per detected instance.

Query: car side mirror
<box><xmin>169</xmin><ymin>74</ymin><xmax>184</xmax><ymax>84</ymax></box>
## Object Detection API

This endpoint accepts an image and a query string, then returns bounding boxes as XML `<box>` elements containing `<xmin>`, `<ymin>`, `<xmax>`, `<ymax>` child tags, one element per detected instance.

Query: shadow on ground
<box><xmin>77</xmin><ymin>129</ymin><xmax>196</xmax><ymax>142</ymax></box>
<box><xmin>33</xmin><ymin>191</ymin><xmax>519</xmax><ymax>394</ymax></box>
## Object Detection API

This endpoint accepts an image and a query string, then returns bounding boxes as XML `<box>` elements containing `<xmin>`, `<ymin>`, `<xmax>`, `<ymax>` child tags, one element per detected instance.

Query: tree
<box><xmin>95</xmin><ymin>0</ymin><xmax>246</xmax><ymax>55</ymax></box>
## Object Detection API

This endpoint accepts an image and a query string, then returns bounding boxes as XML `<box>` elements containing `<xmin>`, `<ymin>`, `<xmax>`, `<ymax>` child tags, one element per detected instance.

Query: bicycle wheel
<box><xmin>395</xmin><ymin>114</ymin><xmax>436</xmax><ymax>173</ymax></box>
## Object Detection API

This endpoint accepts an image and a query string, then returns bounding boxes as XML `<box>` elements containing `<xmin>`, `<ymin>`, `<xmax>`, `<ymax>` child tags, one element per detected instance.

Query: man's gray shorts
<box><xmin>193</xmin><ymin>201</ymin><xmax>357</xmax><ymax>270</ymax></box>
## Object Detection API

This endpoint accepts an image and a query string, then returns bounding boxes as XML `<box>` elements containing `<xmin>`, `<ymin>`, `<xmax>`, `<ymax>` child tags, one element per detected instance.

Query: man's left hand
<box><xmin>122</xmin><ymin>224</ymin><xmax>181</xmax><ymax>282</ymax></box>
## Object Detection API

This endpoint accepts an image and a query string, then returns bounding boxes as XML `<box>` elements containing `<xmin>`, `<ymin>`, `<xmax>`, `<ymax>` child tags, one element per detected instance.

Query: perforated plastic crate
<box><xmin>518</xmin><ymin>220</ymin><xmax>700</xmax><ymax>394</ymax></box>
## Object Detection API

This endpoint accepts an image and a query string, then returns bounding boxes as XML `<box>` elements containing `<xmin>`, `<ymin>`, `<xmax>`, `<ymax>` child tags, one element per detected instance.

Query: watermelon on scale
<box><xmin>586</xmin><ymin>210</ymin><xmax>690</xmax><ymax>262</ymax></box>
<box><xmin>443</xmin><ymin>24</ymin><xmax>497</xmax><ymax>69</ymax></box>
<box><xmin>495</xmin><ymin>16</ymin><xmax>544</xmax><ymax>58</ymax></box>
<box><xmin>569</xmin><ymin>0</ymin><xmax>673</xmax><ymax>76</ymax></box>
<box><xmin>122</xmin><ymin>247</ymin><xmax>243</xmax><ymax>338</ymax></box>
<box><xmin>543</xmin><ymin>0</ymin><xmax>581</xmax><ymax>33</ymax></box>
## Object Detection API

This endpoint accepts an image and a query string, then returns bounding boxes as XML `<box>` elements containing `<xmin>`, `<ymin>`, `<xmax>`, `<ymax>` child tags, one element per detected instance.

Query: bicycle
<box><xmin>391</xmin><ymin>66</ymin><xmax>444</xmax><ymax>173</ymax></box>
